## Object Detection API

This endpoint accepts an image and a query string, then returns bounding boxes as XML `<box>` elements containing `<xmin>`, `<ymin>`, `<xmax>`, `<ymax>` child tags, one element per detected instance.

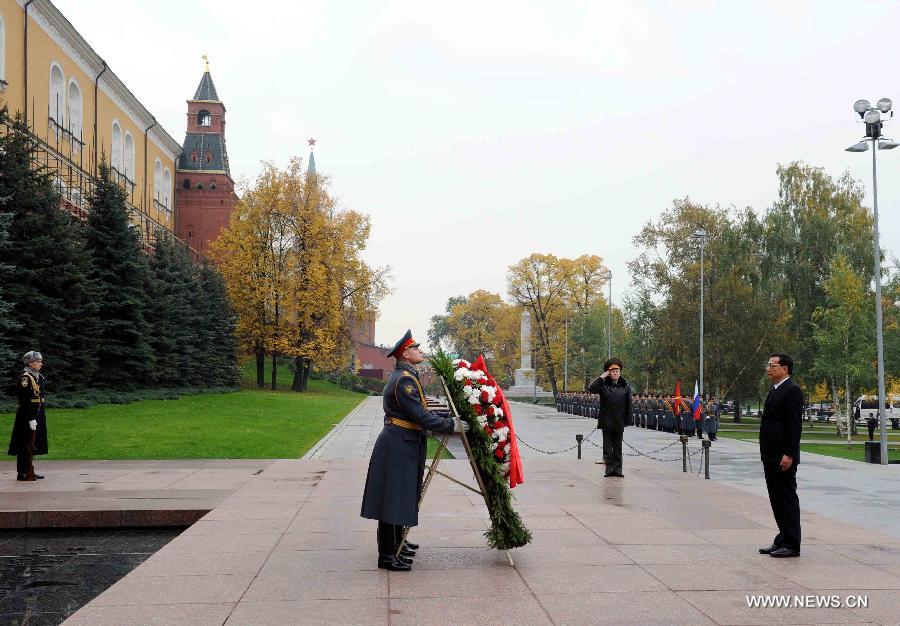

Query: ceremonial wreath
<box><xmin>431</xmin><ymin>350</ymin><xmax>532</xmax><ymax>550</ymax></box>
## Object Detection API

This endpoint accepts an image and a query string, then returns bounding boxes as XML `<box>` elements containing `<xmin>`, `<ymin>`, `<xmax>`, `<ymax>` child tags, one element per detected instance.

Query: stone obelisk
<box><xmin>508</xmin><ymin>310</ymin><xmax>548</xmax><ymax>395</ymax></box>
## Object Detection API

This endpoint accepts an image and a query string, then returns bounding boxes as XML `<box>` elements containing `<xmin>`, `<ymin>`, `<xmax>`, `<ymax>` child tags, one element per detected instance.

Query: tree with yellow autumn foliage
<box><xmin>211</xmin><ymin>157</ymin><xmax>389</xmax><ymax>391</ymax></box>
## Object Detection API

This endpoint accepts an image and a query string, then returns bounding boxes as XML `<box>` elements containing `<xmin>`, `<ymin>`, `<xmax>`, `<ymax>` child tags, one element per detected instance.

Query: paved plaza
<box><xmin>2</xmin><ymin>396</ymin><xmax>898</xmax><ymax>624</ymax></box>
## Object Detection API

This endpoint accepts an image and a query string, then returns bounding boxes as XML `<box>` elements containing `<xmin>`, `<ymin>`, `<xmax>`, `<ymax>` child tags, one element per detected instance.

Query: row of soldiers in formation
<box><xmin>557</xmin><ymin>392</ymin><xmax>721</xmax><ymax>440</ymax></box>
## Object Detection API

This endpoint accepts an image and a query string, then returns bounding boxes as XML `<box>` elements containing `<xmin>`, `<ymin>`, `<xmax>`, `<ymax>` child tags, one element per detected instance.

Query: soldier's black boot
<box><xmin>377</xmin><ymin>522</ymin><xmax>411</xmax><ymax>571</ymax></box>
<box><xmin>393</xmin><ymin>525</ymin><xmax>416</xmax><ymax>557</ymax></box>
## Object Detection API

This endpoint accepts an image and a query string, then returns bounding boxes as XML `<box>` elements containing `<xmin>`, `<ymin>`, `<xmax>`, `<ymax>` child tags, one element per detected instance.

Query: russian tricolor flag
<box><xmin>691</xmin><ymin>381</ymin><xmax>702</xmax><ymax>420</ymax></box>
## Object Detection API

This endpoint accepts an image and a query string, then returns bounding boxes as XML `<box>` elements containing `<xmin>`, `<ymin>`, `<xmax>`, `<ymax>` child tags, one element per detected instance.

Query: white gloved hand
<box><xmin>453</xmin><ymin>417</ymin><xmax>470</xmax><ymax>433</ymax></box>
<box><xmin>28</xmin><ymin>420</ymin><xmax>37</xmax><ymax>431</ymax></box>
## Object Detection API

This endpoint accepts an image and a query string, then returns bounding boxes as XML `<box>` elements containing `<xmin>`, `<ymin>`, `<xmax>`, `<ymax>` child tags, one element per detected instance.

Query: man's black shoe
<box><xmin>399</xmin><ymin>547</ymin><xmax>416</xmax><ymax>558</ymax></box>
<box><xmin>378</xmin><ymin>555</ymin><xmax>411</xmax><ymax>571</ymax></box>
<box><xmin>758</xmin><ymin>544</ymin><xmax>780</xmax><ymax>554</ymax></box>
<box><xmin>397</xmin><ymin>554</ymin><xmax>413</xmax><ymax>566</ymax></box>
<box><xmin>404</xmin><ymin>541</ymin><xmax>419</xmax><ymax>551</ymax></box>
<box><xmin>612</xmin><ymin>472</ymin><xmax>624</xmax><ymax>477</ymax></box>
<box><xmin>769</xmin><ymin>547</ymin><xmax>800</xmax><ymax>558</ymax></box>
<box><xmin>16</xmin><ymin>474</ymin><xmax>26</xmax><ymax>481</ymax></box>
<box><xmin>34</xmin><ymin>474</ymin><xmax>44</xmax><ymax>480</ymax></box>
<box><xmin>604</xmin><ymin>471</ymin><xmax>615</xmax><ymax>477</ymax></box>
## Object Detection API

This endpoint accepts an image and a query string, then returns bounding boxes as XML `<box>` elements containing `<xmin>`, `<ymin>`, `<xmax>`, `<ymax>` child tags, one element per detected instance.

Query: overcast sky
<box><xmin>58</xmin><ymin>0</ymin><xmax>900</xmax><ymax>348</ymax></box>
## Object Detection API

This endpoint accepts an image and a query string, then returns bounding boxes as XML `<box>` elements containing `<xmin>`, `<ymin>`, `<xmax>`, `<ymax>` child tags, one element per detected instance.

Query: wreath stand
<box><xmin>396</xmin><ymin>376</ymin><xmax>515</xmax><ymax>567</ymax></box>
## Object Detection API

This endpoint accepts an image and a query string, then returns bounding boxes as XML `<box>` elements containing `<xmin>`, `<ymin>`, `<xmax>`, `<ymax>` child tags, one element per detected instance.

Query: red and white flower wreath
<box><xmin>452</xmin><ymin>358</ymin><xmax>512</xmax><ymax>475</ymax></box>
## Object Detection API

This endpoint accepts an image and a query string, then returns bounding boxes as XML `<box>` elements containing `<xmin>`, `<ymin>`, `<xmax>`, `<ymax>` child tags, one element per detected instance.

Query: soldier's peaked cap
<box><xmin>386</xmin><ymin>330</ymin><xmax>419</xmax><ymax>359</ymax></box>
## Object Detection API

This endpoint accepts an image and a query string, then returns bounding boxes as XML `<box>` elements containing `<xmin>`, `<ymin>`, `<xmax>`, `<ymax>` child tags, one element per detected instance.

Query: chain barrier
<box><xmin>514</xmin><ymin>415</ymin><xmax>711</xmax><ymax>477</ymax></box>
<box><xmin>514</xmin><ymin>428</ymin><xmax>597</xmax><ymax>455</ymax></box>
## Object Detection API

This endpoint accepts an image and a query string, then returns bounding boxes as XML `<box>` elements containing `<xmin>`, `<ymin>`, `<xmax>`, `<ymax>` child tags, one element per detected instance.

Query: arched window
<box><xmin>197</xmin><ymin>110</ymin><xmax>211</xmax><ymax>126</ymax></box>
<box><xmin>182</xmin><ymin>178</ymin><xmax>190</xmax><ymax>190</ymax></box>
<box><xmin>0</xmin><ymin>11</ymin><xmax>7</xmax><ymax>83</ymax></box>
<box><xmin>153</xmin><ymin>159</ymin><xmax>162</xmax><ymax>204</ymax></box>
<box><xmin>111</xmin><ymin>121</ymin><xmax>122</xmax><ymax>173</ymax></box>
<box><xmin>67</xmin><ymin>79</ymin><xmax>82</xmax><ymax>139</ymax></box>
<box><xmin>162</xmin><ymin>168</ymin><xmax>172</xmax><ymax>209</ymax></box>
<box><xmin>205</xmin><ymin>152</ymin><xmax>213</xmax><ymax>163</ymax></box>
<box><xmin>196</xmin><ymin>183</ymin><xmax>204</xmax><ymax>190</ymax></box>
<box><xmin>123</xmin><ymin>132</ymin><xmax>135</xmax><ymax>181</ymax></box>
<box><xmin>49</xmin><ymin>63</ymin><xmax>65</xmax><ymax>126</ymax></box>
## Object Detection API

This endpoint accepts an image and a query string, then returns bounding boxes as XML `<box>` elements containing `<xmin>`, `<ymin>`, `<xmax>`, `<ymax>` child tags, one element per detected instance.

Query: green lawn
<box><xmin>1</xmin><ymin>357</ymin><xmax>367</xmax><ymax>460</ymax></box>
<box><xmin>427</xmin><ymin>436</ymin><xmax>454</xmax><ymax>460</ymax></box>
<box><xmin>800</xmin><ymin>443</ymin><xmax>899</xmax><ymax>463</ymax></box>
<box><xmin>716</xmin><ymin>428</ymin><xmax>900</xmax><ymax>463</ymax></box>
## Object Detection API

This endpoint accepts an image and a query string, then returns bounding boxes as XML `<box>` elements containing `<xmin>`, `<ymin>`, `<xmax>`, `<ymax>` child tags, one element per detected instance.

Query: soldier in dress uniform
<box><xmin>663</xmin><ymin>396</ymin><xmax>674</xmax><ymax>433</ymax></box>
<box><xmin>706</xmin><ymin>396</ymin><xmax>720</xmax><ymax>441</ymax></box>
<box><xmin>680</xmin><ymin>398</ymin><xmax>694</xmax><ymax>436</ymax></box>
<box><xmin>360</xmin><ymin>330</ymin><xmax>469</xmax><ymax>571</ymax></box>
<box><xmin>8</xmin><ymin>351</ymin><xmax>48</xmax><ymax>481</ymax></box>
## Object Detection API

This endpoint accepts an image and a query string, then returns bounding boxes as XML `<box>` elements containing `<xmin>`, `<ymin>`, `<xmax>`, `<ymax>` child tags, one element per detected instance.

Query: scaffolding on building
<box><xmin>0</xmin><ymin>97</ymin><xmax>203</xmax><ymax>262</ymax></box>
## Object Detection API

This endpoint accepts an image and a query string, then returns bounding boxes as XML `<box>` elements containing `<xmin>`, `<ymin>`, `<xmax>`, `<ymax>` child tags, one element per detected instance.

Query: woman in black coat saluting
<box><xmin>587</xmin><ymin>358</ymin><xmax>632</xmax><ymax>478</ymax></box>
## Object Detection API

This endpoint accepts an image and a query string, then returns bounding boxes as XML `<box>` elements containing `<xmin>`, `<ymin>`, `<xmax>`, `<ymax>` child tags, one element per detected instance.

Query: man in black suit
<box><xmin>759</xmin><ymin>353</ymin><xmax>803</xmax><ymax>558</ymax></box>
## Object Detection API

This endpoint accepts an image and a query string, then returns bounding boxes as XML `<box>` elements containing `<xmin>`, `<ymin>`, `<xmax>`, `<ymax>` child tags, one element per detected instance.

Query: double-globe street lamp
<box><xmin>846</xmin><ymin>97</ymin><xmax>897</xmax><ymax>466</ymax></box>
<box><xmin>690</xmin><ymin>228</ymin><xmax>708</xmax><ymax>399</ymax></box>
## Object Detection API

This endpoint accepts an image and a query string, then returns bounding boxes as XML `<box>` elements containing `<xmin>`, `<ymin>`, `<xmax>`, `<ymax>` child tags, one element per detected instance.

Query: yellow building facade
<box><xmin>0</xmin><ymin>0</ymin><xmax>181</xmax><ymax>239</ymax></box>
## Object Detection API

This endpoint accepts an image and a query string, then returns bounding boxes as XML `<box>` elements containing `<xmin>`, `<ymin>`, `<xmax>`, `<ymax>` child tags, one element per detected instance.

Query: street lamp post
<box><xmin>690</xmin><ymin>228</ymin><xmax>708</xmax><ymax>399</ymax></box>
<box><xmin>605</xmin><ymin>271</ymin><xmax>613</xmax><ymax>359</ymax></box>
<box><xmin>563</xmin><ymin>300</ymin><xmax>569</xmax><ymax>393</ymax></box>
<box><xmin>846</xmin><ymin>97</ymin><xmax>897</xmax><ymax>466</ymax></box>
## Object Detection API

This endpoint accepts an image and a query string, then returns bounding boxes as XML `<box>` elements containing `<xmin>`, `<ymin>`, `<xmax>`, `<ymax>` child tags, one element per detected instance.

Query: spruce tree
<box><xmin>0</xmin><ymin>210</ymin><xmax>20</xmax><ymax>366</ymax></box>
<box><xmin>0</xmin><ymin>108</ymin><xmax>98</xmax><ymax>390</ymax></box>
<box><xmin>198</xmin><ymin>261</ymin><xmax>240</xmax><ymax>387</ymax></box>
<box><xmin>84</xmin><ymin>161</ymin><xmax>154</xmax><ymax>389</ymax></box>
<box><xmin>148</xmin><ymin>231</ymin><xmax>195</xmax><ymax>386</ymax></box>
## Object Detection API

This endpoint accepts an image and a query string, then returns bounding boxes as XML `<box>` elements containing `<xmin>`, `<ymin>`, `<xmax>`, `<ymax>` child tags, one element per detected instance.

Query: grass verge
<box><xmin>2</xmin><ymin>357</ymin><xmax>367</xmax><ymax>459</ymax></box>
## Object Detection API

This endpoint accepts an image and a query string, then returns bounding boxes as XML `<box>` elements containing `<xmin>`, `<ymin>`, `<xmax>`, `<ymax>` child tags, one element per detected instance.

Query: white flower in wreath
<box><xmin>452</xmin><ymin>358</ymin><xmax>471</xmax><ymax>368</ymax></box>
<box><xmin>480</xmin><ymin>385</ymin><xmax>497</xmax><ymax>402</ymax></box>
<box><xmin>493</xmin><ymin>426</ymin><xmax>510</xmax><ymax>440</ymax></box>
<box><xmin>453</xmin><ymin>368</ymin><xmax>470</xmax><ymax>381</ymax></box>
<box><xmin>493</xmin><ymin>407</ymin><xmax>504</xmax><ymax>418</ymax></box>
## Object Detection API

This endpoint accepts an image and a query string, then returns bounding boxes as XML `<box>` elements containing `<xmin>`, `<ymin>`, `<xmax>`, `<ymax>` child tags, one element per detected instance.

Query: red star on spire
<box><xmin>308</xmin><ymin>138</ymin><xmax>316</xmax><ymax>147</ymax></box>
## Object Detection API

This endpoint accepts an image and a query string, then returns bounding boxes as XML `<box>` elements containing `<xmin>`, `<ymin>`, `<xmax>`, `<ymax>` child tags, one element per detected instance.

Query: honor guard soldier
<box><xmin>706</xmin><ymin>396</ymin><xmax>720</xmax><ymax>441</ymax></box>
<box><xmin>360</xmin><ymin>330</ymin><xmax>468</xmax><ymax>571</ymax></box>
<box><xmin>653</xmin><ymin>394</ymin><xmax>663</xmax><ymax>430</ymax></box>
<box><xmin>8</xmin><ymin>351</ymin><xmax>48</xmax><ymax>481</ymax></box>
<box><xmin>663</xmin><ymin>396</ymin><xmax>674</xmax><ymax>433</ymax></box>
<box><xmin>680</xmin><ymin>398</ymin><xmax>694</xmax><ymax>436</ymax></box>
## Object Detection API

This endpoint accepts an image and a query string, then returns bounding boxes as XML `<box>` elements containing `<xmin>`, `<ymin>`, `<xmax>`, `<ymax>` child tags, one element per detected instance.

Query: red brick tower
<box><xmin>175</xmin><ymin>58</ymin><xmax>237</xmax><ymax>255</ymax></box>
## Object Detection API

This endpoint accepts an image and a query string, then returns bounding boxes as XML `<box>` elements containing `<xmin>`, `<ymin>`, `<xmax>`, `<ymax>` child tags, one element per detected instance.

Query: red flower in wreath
<box><xmin>473</xmin><ymin>404</ymin><xmax>483</xmax><ymax>416</ymax></box>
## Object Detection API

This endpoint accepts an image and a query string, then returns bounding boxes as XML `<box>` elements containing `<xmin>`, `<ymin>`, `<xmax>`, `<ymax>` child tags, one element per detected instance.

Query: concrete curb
<box><xmin>302</xmin><ymin>397</ymin><xmax>369</xmax><ymax>460</ymax></box>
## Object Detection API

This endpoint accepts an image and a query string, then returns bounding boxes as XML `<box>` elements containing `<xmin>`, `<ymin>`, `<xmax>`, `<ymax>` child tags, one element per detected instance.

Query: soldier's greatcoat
<box><xmin>8</xmin><ymin>370</ymin><xmax>48</xmax><ymax>456</ymax></box>
<box><xmin>361</xmin><ymin>363</ymin><xmax>455</xmax><ymax>527</ymax></box>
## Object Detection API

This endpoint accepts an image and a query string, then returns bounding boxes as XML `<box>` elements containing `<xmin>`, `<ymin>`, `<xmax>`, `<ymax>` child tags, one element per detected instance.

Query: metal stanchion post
<box><xmin>702</xmin><ymin>439</ymin><xmax>711</xmax><ymax>479</ymax></box>
<box><xmin>680</xmin><ymin>435</ymin><xmax>688</xmax><ymax>473</ymax></box>
<box><xmin>576</xmin><ymin>434</ymin><xmax>583</xmax><ymax>459</ymax></box>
